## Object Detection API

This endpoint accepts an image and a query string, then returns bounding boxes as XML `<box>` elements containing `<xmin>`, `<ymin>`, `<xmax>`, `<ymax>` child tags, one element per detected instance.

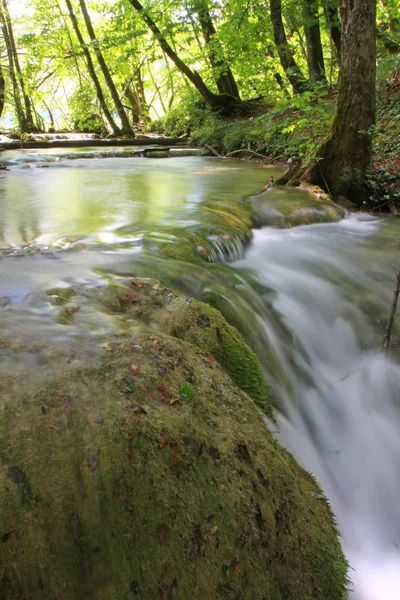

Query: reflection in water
<box><xmin>0</xmin><ymin>156</ymin><xmax>278</xmax><ymax>250</ymax></box>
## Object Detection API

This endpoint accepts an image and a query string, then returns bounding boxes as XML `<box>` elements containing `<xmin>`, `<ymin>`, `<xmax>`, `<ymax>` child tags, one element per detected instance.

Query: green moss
<box><xmin>0</xmin><ymin>287</ymin><xmax>348</xmax><ymax>598</ymax></box>
<box><xmin>96</xmin><ymin>279</ymin><xmax>272</xmax><ymax>417</ymax></box>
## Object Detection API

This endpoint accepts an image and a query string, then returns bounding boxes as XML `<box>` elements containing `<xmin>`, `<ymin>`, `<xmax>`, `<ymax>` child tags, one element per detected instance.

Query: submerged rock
<box><xmin>0</xmin><ymin>279</ymin><xmax>348</xmax><ymax>599</ymax></box>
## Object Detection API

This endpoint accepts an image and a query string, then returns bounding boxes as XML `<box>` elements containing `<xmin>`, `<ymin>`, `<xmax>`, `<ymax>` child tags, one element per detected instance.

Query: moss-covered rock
<box><xmin>0</xmin><ymin>280</ymin><xmax>348</xmax><ymax>600</ymax></box>
<box><xmin>251</xmin><ymin>187</ymin><xmax>344</xmax><ymax>228</ymax></box>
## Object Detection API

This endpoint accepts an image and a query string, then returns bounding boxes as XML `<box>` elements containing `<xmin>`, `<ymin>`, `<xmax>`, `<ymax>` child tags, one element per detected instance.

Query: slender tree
<box><xmin>324</xmin><ymin>1</ymin><xmax>341</xmax><ymax>60</ymax></box>
<box><xmin>270</xmin><ymin>0</ymin><xmax>308</xmax><ymax>94</ymax></box>
<box><xmin>0</xmin><ymin>8</ymin><xmax>27</xmax><ymax>130</ymax></box>
<box><xmin>2</xmin><ymin>0</ymin><xmax>37</xmax><ymax>131</ymax></box>
<box><xmin>78</xmin><ymin>0</ymin><xmax>133</xmax><ymax>136</ymax></box>
<box><xmin>193</xmin><ymin>0</ymin><xmax>240</xmax><ymax>99</ymax></box>
<box><xmin>64</xmin><ymin>0</ymin><xmax>122</xmax><ymax>135</ymax></box>
<box><xmin>0</xmin><ymin>59</ymin><xmax>5</xmax><ymax>118</ymax></box>
<box><xmin>303</xmin><ymin>0</ymin><xmax>326</xmax><ymax>83</ymax></box>
<box><xmin>1</xmin><ymin>0</ymin><xmax>37</xmax><ymax>130</ymax></box>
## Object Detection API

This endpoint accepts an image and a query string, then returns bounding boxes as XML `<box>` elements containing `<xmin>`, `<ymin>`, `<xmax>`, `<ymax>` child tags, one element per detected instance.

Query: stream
<box><xmin>0</xmin><ymin>151</ymin><xmax>399</xmax><ymax>599</ymax></box>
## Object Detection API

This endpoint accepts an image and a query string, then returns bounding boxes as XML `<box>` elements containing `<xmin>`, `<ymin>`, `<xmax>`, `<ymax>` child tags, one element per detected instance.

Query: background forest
<box><xmin>0</xmin><ymin>0</ymin><xmax>399</xmax><ymax>205</ymax></box>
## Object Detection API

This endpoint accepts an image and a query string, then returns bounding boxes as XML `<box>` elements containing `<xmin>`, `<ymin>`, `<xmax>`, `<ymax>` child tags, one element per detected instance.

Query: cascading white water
<box><xmin>233</xmin><ymin>214</ymin><xmax>400</xmax><ymax>600</ymax></box>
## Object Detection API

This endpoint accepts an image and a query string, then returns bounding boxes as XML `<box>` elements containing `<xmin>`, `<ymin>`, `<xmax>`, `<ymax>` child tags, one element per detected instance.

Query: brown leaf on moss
<box><xmin>159</xmin><ymin>438</ymin><xmax>169</xmax><ymax>449</ymax></box>
<box><xmin>158</xmin><ymin>384</ymin><xmax>172</xmax><ymax>402</ymax></box>
<box><xmin>169</xmin><ymin>449</ymin><xmax>186</xmax><ymax>473</ymax></box>
<box><xmin>233</xmin><ymin>564</ymin><xmax>241</xmax><ymax>578</ymax></box>
<box><xmin>130</xmin><ymin>364</ymin><xmax>139</xmax><ymax>376</ymax></box>
<box><xmin>126</xmin><ymin>291</ymin><xmax>141</xmax><ymax>303</ymax></box>
<box><xmin>169</xmin><ymin>395</ymin><xmax>181</xmax><ymax>406</ymax></box>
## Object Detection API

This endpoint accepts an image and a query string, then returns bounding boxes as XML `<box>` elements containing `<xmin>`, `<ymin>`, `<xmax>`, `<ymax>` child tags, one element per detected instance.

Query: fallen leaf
<box><xmin>169</xmin><ymin>449</ymin><xmax>186</xmax><ymax>473</ymax></box>
<box><xmin>212</xmin><ymin>525</ymin><xmax>219</xmax><ymax>535</ymax></box>
<box><xmin>126</xmin><ymin>291</ymin><xmax>141</xmax><ymax>302</ymax></box>
<box><xmin>159</xmin><ymin>438</ymin><xmax>168</xmax><ymax>449</ymax></box>
<box><xmin>130</xmin><ymin>364</ymin><xmax>139</xmax><ymax>376</ymax></box>
<box><xmin>233</xmin><ymin>565</ymin><xmax>241</xmax><ymax>578</ymax></box>
<box><xmin>158</xmin><ymin>384</ymin><xmax>172</xmax><ymax>402</ymax></box>
<box><xmin>169</xmin><ymin>396</ymin><xmax>180</xmax><ymax>405</ymax></box>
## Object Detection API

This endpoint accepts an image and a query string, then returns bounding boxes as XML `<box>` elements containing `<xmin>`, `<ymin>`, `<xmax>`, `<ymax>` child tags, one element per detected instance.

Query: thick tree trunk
<box><xmin>303</xmin><ymin>0</ymin><xmax>327</xmax><ymax>83</ymax></box>
<box><xmin>270</xmin><ymin>0</ymin><xmax>309</xmax><ymax>94</ymax></box>
<box><xmin>1</xmin><ymin>0</ymin><xmax>37</xmax><ymax>131</ymax></box>
<box><xmin>64</xmin><ymin>0</ymin><xmax>122</xmax><ymax>136</ymax></box>
<box><xmin>289</xmin><ymin>0</ymin><xmax>376</xmax><ymax>206</ymax></box>
<box><xmin>78</xmin><ymin>0</ymin><xmax>134</xmax><ymax>136</ymax></box>
<box><xmin>194</xmin><ymin>0</ymin><xmax>240</xmax><ymax>99</ymax></box>
<box><xmin>127</xmin><ymin>0</ymin><xmax>244</xmax><ymax>115</ymax></box>
<box><xmin>324</xmin><ymin>3</ymin><xmax>341</xmax><ymax>61</ymax></box>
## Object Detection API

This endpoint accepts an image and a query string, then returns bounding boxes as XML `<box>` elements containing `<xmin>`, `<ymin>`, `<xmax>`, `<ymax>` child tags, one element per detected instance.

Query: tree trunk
<box><xmin>0</xmin><ymin>59</ymin><xmax>5</xmax><ymax>119</ymax></box>
<box><xmin>1</xmin><ymin>0</ymin><xmax>38</xmax><ymax>131</ymax></box>
<box><xmin>287</xmin><ymin>0</ymin><xmax>376</xmax><ymax>206</ymax></box>
<box><xmin>0</xmin><ymin>10</ymin><xmax>27</xmax><ymax>131</ymax></box>
<box><xmin>324</xmin><ymin>2</ymin><xmax>341</xmax><ymax>61</ymax></box>
<box><xmin>194</xmin><ymin>0</ymin><xmax>240</xmax><ymax>99</ymax></box>
<box><xmin>126</xmin><ymin>0</ymin><xmax>244</xmax><ymax>115</ymax></box>
<box><xmin>303</xmin><ymin>0</ymin><xmax>327</xmax><ymax>83</ymax></box>
<box><xmin>64</xmin><ymin>0</ymin><xmax>122</xmax><ymax>136</ymax></box>
<box><xmin>270</xmin><ymin>0</ymin><xmax>309</xmax><ymax>94</ymax></box>
<box><xmin>78</xmin><ymin>0</ymin><xmax>134</xmax><ymax>136</ymax></box>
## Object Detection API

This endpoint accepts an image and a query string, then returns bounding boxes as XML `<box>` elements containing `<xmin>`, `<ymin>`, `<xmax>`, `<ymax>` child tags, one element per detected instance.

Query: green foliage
<box><xmin>178</xmin><ymin>383</ymin><xmax>194</xmax><ymax>401</ymax></box>
<box><xmin>69</xmin><ymin>84</ymin><xmax>105</xmax><ymax>134</ymax></box>
<box><xmin>147</xmin><ymin>89</ymin><xmax>210</xmax><ymax>136</ymax></box>
<box><xmin>191</xmin><ymin>88</ymin><xmax>334</xmax><ymax>160</ymax></box>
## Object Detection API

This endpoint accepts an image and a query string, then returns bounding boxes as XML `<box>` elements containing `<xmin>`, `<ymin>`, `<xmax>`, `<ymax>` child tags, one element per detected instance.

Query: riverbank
<box><xmin>147</xmin><ymin>74</ymin><xmax>400</xmax><ymax>211</ymax></box>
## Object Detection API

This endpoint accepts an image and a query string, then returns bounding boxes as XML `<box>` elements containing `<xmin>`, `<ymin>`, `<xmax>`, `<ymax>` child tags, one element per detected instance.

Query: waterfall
<box><xmin>233</xmin><ymin>214</ymin><xmax>400</xmax><ymax>600</ymax></box>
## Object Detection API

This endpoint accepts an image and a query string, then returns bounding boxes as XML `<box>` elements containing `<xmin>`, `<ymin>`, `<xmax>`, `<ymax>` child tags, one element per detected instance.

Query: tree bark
<box><xmin>64</xmin><ymin>0</ymin><xmax>122</xmax><ymax>135</ymax></box>
<box><xmin>78</xmin><ymin>0</ymin><xmax>134</xmax><ymax>136</ymax></box>
<box><xmin>303</xmin><ymin>0</ymin><xmax>327</xmax><ymax>83</ymax></box>
<box><xmin>270</xmin><ymin>0</ymin><xmax>308</xmax><ymax>94</ymax></box>
<box><xmin>324</xmin><ymin>2</ymin><xmax>341</xmax><ymax>61</ymax></box>
<box><xmin>288</xmin><ymin>0</ymin><xmax>376</xmax><ymax>206</ymax></box>
<box><xmin>126</xmin><ymin>0</ymin><xmax>244</xmax><ymax>114</ymax></box>
<box><xmin>194</xmin><ymin>0</ymin><xmax>240</xmax><ymax>99</ymax></box>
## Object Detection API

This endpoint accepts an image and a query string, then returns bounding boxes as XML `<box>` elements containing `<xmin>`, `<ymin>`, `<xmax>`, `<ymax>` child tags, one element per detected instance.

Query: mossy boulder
<box><xmin>251</xmin><ymin>187</ymin><xmax>344</xmax><ymax>228</ymax></box>
<box><xmin>0</xmin><ymin>280</ymin><xmax>348</xmax><ymax>599</ymax></box>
